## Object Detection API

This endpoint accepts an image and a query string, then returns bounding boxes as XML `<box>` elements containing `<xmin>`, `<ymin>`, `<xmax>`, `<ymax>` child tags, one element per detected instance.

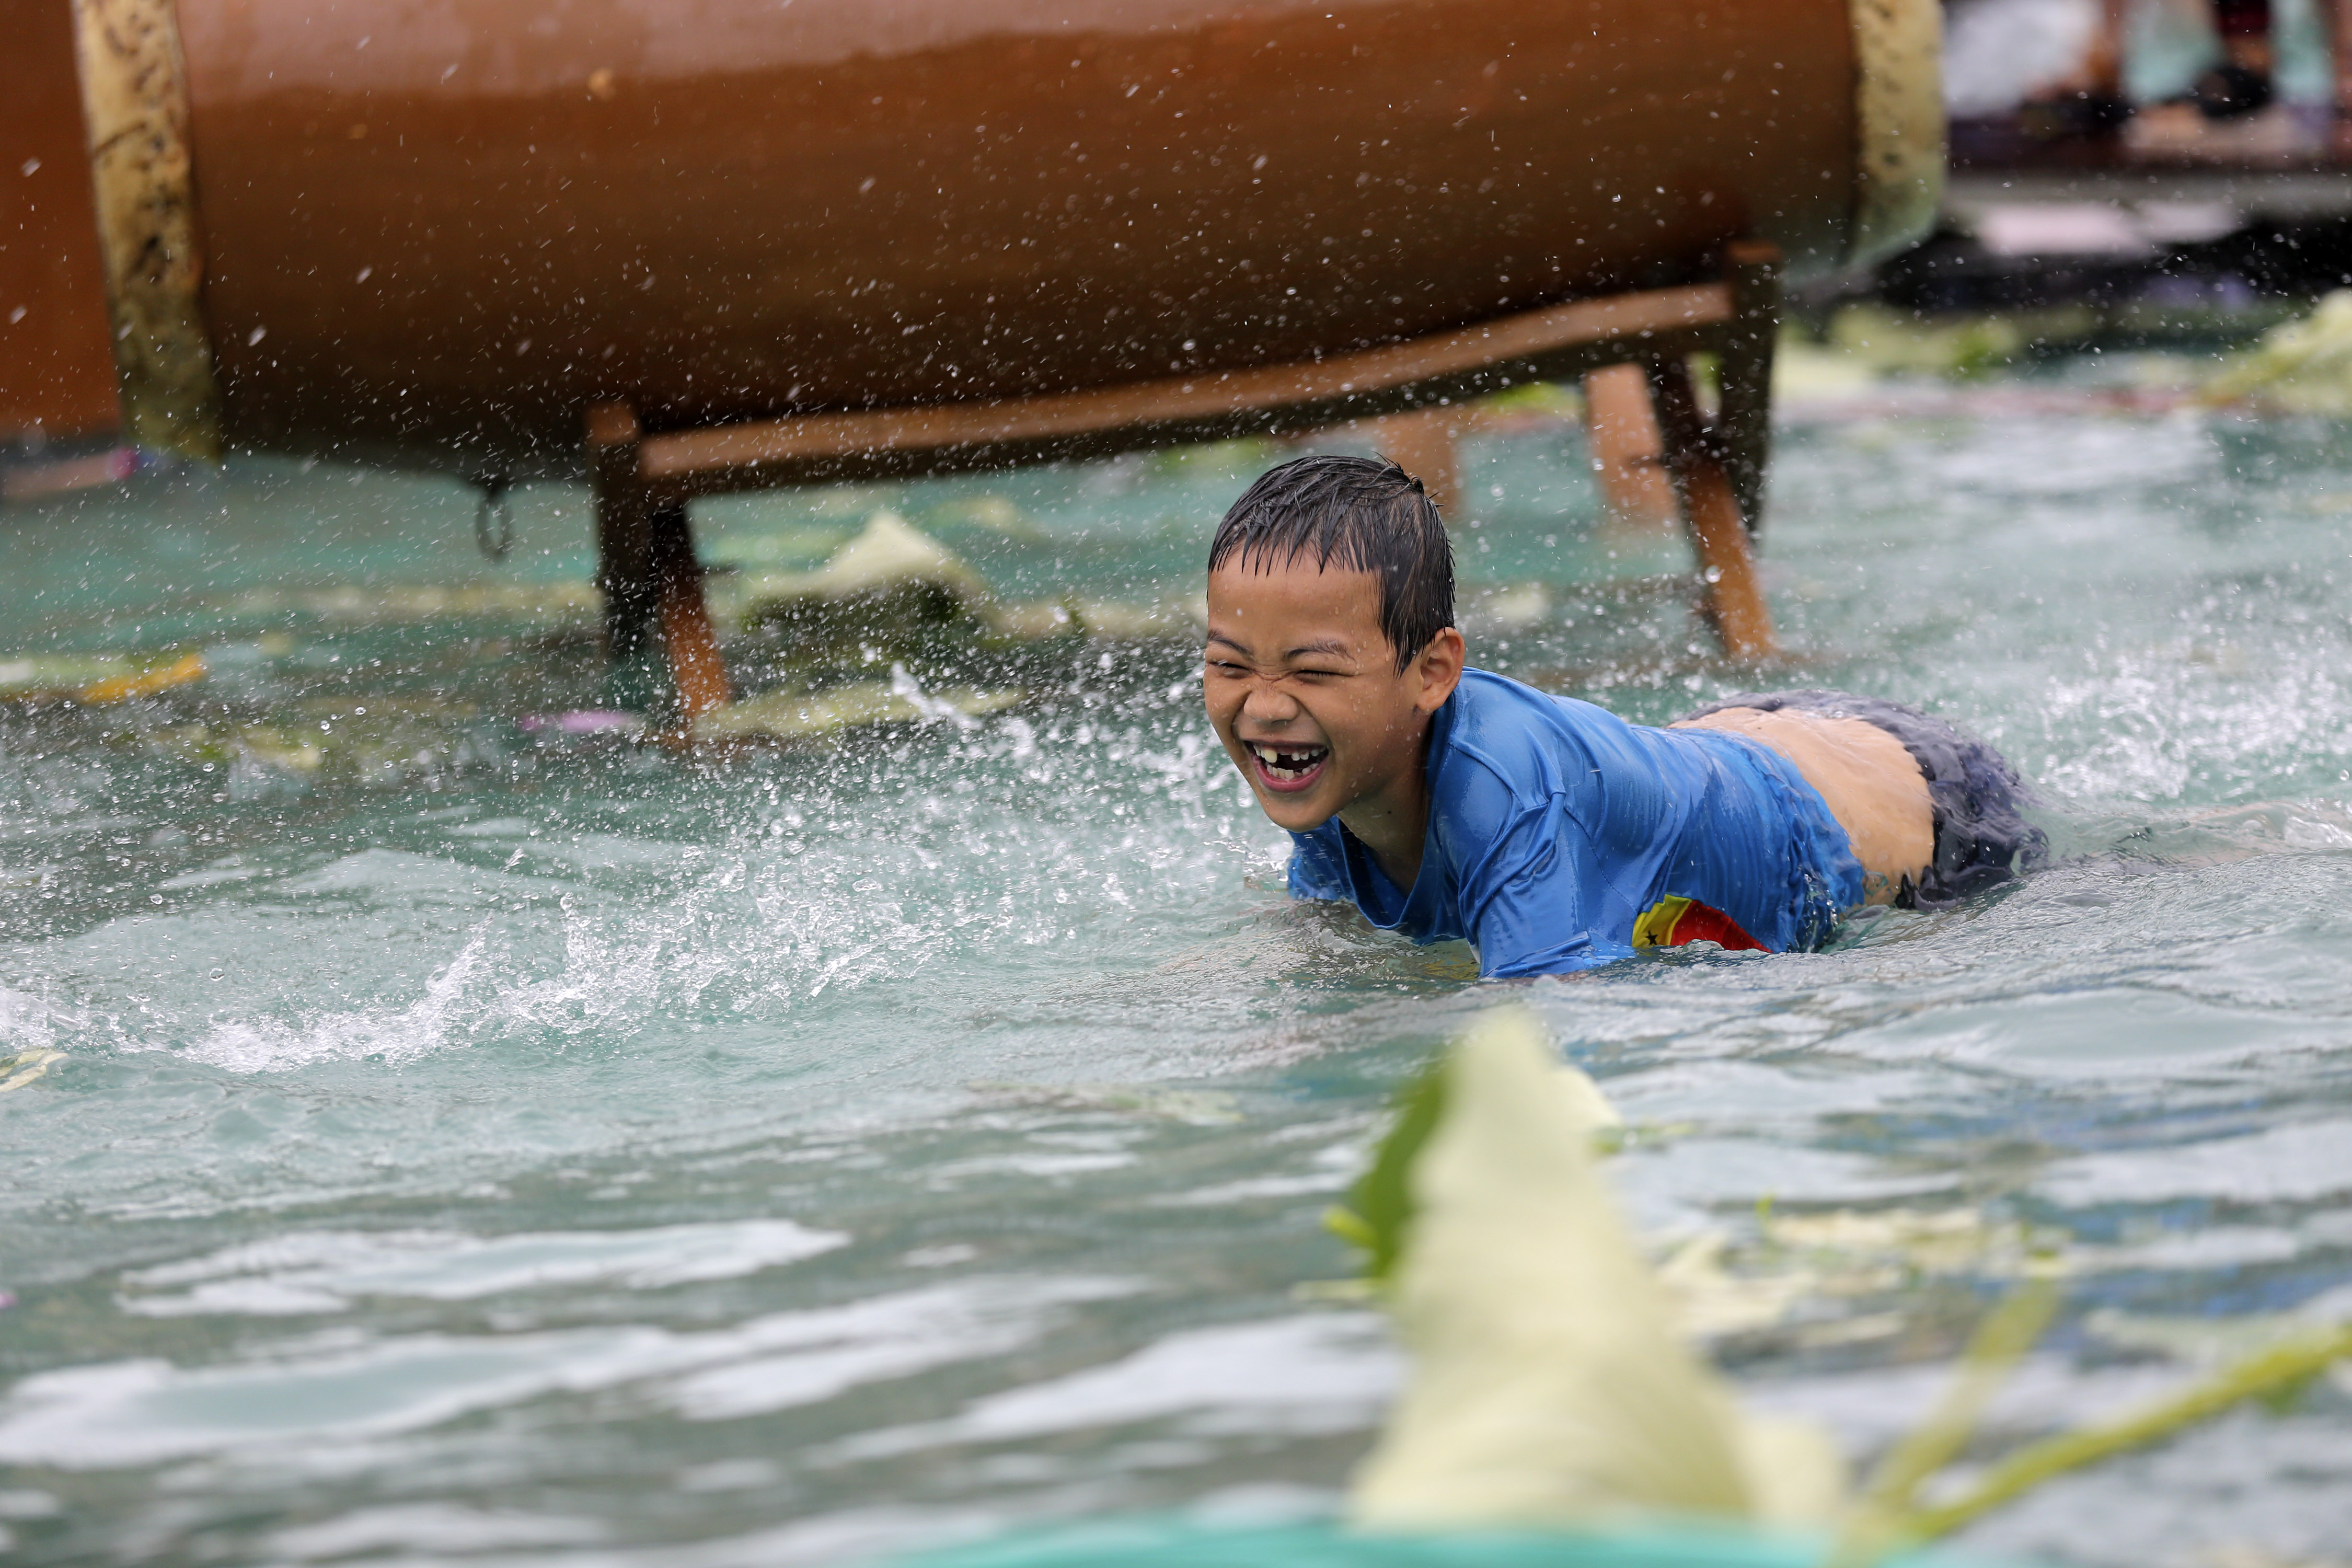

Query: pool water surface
<box><xmin>3</xmin><ymin>373</ymin><xmax>2350</xmax><ymax>1566</ymax></box>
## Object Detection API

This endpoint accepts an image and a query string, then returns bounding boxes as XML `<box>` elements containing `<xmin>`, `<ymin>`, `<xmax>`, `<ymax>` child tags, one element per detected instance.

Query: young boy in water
<box><xmin>1203</xmin><ymin>455</ymin><xmax>2041</xmax><ymax>978</ymax></box>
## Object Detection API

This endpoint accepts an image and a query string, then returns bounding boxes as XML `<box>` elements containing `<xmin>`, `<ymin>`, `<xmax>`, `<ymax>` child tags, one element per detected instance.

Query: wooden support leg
<box><xmin>1716</xmin><ymin>240</ymin><xmax>1782</xmax><ymax>533</ymax></box>
<box><xmin>586</xmin><ymin>401</ymin><xmax>733</xmax><ymax>728</ymax></box>
<box><xmin>650</xmin><ymin>501</ymin><xmax>733</xmax><ymax>725</ymax></box>
<box><xmin>1368</xmin><ymin>406</ymin><xmax>1463</xmax><ymax>519</ymax></box>
<box><xmin>1579</xmin><ymin>362</ymin><xmax>1679</xmax><ymax>535</ymax></box>
<box><xmin>588</xmin><ymin>403</ymin><xmax>659</xmax><ymax>662</ymax></box>
<box><xmin>1645</xmin><ymin>358</ymin><xmax>1777</xmax><ymax>662</ymax></box>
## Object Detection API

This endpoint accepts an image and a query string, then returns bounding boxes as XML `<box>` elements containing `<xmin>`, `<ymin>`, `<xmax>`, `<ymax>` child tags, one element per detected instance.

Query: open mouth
<box><xmin>1246</xmin><ymin>740</ymin><xmax>1329</xmax><ymax>792</ymax></box>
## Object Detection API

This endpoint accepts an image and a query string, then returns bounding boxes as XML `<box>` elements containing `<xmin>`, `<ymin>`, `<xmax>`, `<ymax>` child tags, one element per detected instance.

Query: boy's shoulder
<box><xmin>1436</xmin><ymin>668</ymin><xmax>1635</xmax><ymax>810</ymax></box>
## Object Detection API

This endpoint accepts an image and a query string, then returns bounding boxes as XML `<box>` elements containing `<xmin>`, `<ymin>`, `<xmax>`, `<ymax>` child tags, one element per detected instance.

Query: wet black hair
<box><xmin>1207</xmin><ymin>454</ymin><xmax>1455</xmax><ymax>671</ymax></box>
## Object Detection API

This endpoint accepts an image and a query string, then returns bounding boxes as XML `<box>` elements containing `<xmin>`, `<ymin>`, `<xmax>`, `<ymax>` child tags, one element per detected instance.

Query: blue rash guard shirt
<box><xmin>1286</xmin><ymin>668</ymin><xmax>1865</xmax><ymax>978</ymax></box>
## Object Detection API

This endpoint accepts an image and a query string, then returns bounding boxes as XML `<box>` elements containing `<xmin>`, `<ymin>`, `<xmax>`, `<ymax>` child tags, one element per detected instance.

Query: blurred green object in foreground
<box><xmin>2205</xmin><ymin>289</ymin><xmax>2352</xmax><ymax>414</ymax></box>
<box><xmin>893</xmin><ymin>1519</ymin><xmax>2027</xmax><ymax>1568</ymax></box>
<box><xmin>902</xmin><ymin>1007</ymin><xmax>2352</xmax><ymax>1568</ymax></box>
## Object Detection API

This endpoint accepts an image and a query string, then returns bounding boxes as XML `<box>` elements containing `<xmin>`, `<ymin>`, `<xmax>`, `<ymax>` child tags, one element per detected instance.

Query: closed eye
<box><xmin>1203</xmin><ymin>658</ymin><xmax>1352</xmax><ymax>680</ymax></box>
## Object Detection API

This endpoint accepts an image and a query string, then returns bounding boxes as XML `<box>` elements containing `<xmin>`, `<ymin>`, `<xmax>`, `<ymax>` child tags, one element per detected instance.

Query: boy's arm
<box><xmin>1454</xmin><ymin>797</ymin><xmax>1629</xmax><ymax>979</ymax></box>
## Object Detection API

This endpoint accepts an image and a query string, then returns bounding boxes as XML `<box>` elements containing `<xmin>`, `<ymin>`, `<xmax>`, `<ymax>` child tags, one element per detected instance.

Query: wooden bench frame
<box><xmin>587</xmin><ymin>239</ymin><xmax>1782</xmax><ymax>724</ymax></box>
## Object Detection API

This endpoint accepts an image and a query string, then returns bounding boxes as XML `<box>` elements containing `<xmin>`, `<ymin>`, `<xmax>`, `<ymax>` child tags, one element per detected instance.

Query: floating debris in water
<box><xmin>718</xmin><ymin>510</ymin><xmax>1197</xmax><ymax>664</ymax></box>
<box><xmin>2205</xmin><ymin>290</ymin><xmax>2352</xmax><ymax>415</ymax></box>
<box><xmin>2084</xmin><ymin>1307</ymin><xmax>2352</xmax><ymax>1369</ymax></box>
<box><xmin>516</xmin><ymin>710</ymin><xmax>645</xmax><ymax>737</ymax></box>
<box><xmin>117</xmin><ymin>697</ymin><xmax>502</xmax><ymax>793</ymax></box>
<box><xmin>0</xmin><ymin>651</ymin><xmax>205</xmax><ymax>705</ymax></box>
<box><xmin>689</xmin><ymin>678</ymin><xmax>1021</xmax><ymax>746</ymax></box>
<box><xmin>210</xmin><ymin>581</ymin><xmax>601</xmax><ymax>626</ymax></box>
<box><xmin>968</xmin><ymin>1081</ymin><xmax>1247</xmax><ymax>1126</ymax></box>
<box><xmin>722</xmin><ymin>510</ymin><xmax>998</xmax><ymax>653</ymax></box>
<box><xmin>0</xmin><ymin>1048</ymin><xmax>64</xmax><ymax>1093</ymax></box>
<box><xmin>1655</xmin><ymin>1205</ymin><xmax>2059</xmax><ymax>1348</ymax></box>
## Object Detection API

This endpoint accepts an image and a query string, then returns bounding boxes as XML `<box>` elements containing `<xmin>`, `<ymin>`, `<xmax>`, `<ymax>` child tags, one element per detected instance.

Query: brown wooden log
<box><xmin>16</xmin><ymin>0</ymin><xmax>1943</xmax><ymax>482</ymax></box>
<box><xmin>0</xmin><ymin>0</ymin><xmax>121</xmax><ymax>447</ymax></box>
<box><xmin>164</xmin><ymin>0</ymin><xmax>1900</xmax><ymax>474</ymax></box>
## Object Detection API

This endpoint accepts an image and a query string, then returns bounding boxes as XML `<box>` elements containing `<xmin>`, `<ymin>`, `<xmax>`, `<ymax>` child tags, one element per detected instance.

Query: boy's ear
<box><xmin>1413</xmin><ymin>627</ymin><xmax>1467</xmax><ymax>714</ymax></box>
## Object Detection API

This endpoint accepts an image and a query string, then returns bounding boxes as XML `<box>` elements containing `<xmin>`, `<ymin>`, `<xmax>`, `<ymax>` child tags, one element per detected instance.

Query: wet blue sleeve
<box><xmin>1287</xmin><ymin>827</ymin><xmax>1348</xmax><ymax>902</ymax></box>
<box><xmin>1454</xmin><ymin>797</ymin><xmax>1628</xmax><ymax>979</ymax></box>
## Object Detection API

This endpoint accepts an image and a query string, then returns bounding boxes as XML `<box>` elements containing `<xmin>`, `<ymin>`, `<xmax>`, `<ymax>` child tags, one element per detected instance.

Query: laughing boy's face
<box><xmin>1203</xmin><ymin>554</ymin><xmax>1452</xmax><ymax>836</ymax></box>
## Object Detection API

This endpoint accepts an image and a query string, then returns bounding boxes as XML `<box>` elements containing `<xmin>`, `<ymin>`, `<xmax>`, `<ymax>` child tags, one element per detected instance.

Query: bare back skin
<box><xmin>1668</xmin><ymin>708</ymin><xmax>1933</xmax><ymax>905</ymax></box>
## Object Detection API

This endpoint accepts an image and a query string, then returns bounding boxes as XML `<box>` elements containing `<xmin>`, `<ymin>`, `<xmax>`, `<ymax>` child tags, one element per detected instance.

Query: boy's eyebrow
<box><xmin>1204</xmin><ymin>632</ymin><xmax>1357</xmax><ymax>661</ymax></box>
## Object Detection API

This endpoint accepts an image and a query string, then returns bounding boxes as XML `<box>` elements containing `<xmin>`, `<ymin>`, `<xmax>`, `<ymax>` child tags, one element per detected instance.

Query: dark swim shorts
<box><xmin>1677</xmin><ymin>689</ymin><xmax>2046</xmax><ymax>908</ymax></box>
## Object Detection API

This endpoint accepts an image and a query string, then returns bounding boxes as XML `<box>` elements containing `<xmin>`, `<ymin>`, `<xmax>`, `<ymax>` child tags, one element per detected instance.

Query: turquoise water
<box><xmin>3</xmin><ymin>378</ymin><xmax>2350</xmax><ymax>1566</ymax></box>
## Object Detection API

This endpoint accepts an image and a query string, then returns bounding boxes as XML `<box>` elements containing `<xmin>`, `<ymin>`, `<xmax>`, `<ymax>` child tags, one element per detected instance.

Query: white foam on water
<box><xmin>2036</xmin><ymin>656</ymin><xmax>2352</xmax><ymax>804</ymax></box>
<box><xmin>0</xmin><ymin>983</ymin><xmax>80</xmax><ymax>1058</ymax></box>
<box><xmin>1829</xmin><ymin>987</ymin><xmax>2351</xmax><ymax>1075</ymax></box>
<box><xmin>155</xmin><ymin>856</ymin><xmax>268</xmax><ymax>891</ymax></box>
<box><xmin>664</xmin><ymin>1277</ymin><xmax>1135</xmax><ymax>1422</ymax></box>
<box><xmin>0</xmin><ymin>1275</ymin><xmax>1136</xmax><ymax>1469</ymax></box>
<box><xmin>1929</xmin><ymin>416</ymin><xmax>2218</xmax><ymax>500</ymax></box>
<box><xmin>2039</xmin><ymin>1118</ymin><xmax>2352</xmax><ymax>1207</ymax></box>
<box><xmin>177</xmin><ymin>926</ymin><xmax>493</xmax><ymax>1073</ymax></box>
<box><xmin>265</xmin><ymin>1504</ymin><xmax>611</xmax><ymax>1560</ymax></box>
<box><xmin>835</xmin><ymin>1313</ymin><xmax>1399</xmax><ymax>1461</ymax></box>
<box><xmin>451</xmin><ymin>817</ymin><xmax>536</xmax><ymax>838</ymax></box>
<box><xmin>116</xmin><ymin>1219</ymin><xmax>849</xmax><ymax>1316</ymax></box>
<box><xmin>124</xmin><ymin>833</ymin><xmax>988</xmax><ymax>1074</ymax></box>
<box><xmin>1743</xmin><ymin>1352</ymin><xmax>2203</xmax><ymax>1452</ymax></box>
<box><xmin>1951</xmin><ymin>1408</ymin><xmax>2352</xmax><ymax>1568</ymax></box>
<box><xmin>1613</xmin><ymin>1137</ymin><xmax>1957</xmax><ymax>1227</ymax></box>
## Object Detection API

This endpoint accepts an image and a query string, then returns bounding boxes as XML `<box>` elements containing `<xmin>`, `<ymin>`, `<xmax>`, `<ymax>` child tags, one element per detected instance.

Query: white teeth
<box><xmin>1247</xmin><ymin>742</ymin><xmax>1327</xmax><ymax>780</ymax></box>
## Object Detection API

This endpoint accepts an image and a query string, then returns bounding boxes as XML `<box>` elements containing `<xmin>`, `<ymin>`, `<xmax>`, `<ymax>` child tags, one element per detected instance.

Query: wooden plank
<box><xmin>638</xmin><ymin>282</ymin><xmax>1733</xmax><ymax>497</ymax></box>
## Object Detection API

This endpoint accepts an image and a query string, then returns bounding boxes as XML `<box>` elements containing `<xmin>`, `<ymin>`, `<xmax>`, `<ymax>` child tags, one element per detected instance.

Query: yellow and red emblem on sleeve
<box><xmin>1630</xmin><ymin>894</ymin><xmax>1766</xmax><ymax>952</ymax></box>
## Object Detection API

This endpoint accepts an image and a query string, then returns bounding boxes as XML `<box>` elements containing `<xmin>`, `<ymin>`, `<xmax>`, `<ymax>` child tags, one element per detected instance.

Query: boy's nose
<box><xmin>1239</xmin><ymin>679</ymin><xmax>1303</xmax><ymax>725</ymax></box>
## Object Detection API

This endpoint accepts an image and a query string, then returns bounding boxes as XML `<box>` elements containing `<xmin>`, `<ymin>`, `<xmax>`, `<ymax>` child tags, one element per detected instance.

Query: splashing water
<box><xmin>2</xmin><ymin>374</ymin><xmax>2349</xmax><ymax>1567</ymax></box>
